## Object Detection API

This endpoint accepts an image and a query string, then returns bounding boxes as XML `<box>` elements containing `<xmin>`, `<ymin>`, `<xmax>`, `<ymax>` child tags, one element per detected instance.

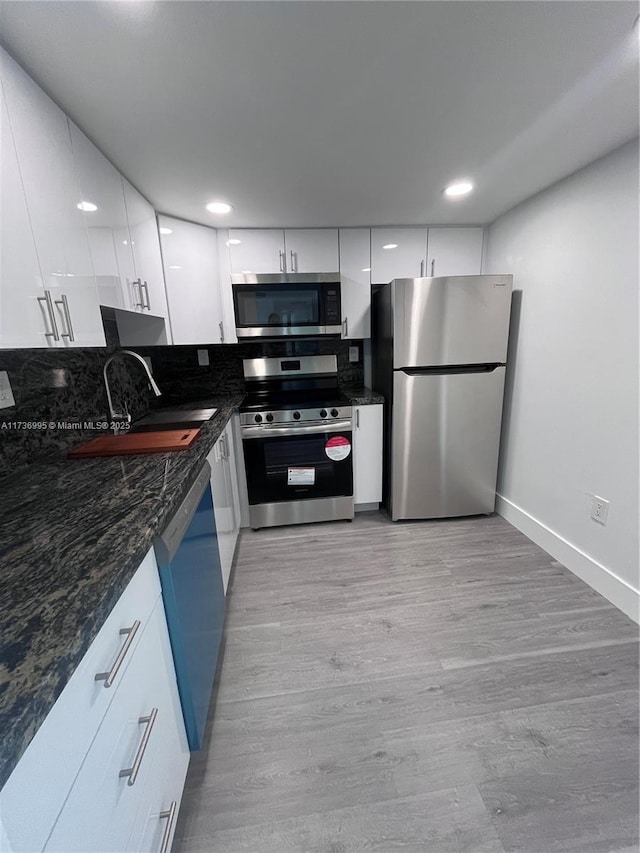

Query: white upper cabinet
<box><xmin>0</xmin><ymin>79</ymin><xmax>46</xmax><ymax>348</ymax></box>
<box><xmin>68</xmin><ymin>121</ymin><xmax>136</xmax><ymax>312</ymax></box>
<box><xmin>159</xmin><ymin>215</ymin><xmax>225</xmax><ymax>345</ymax></box>
<box><xmin>227</xmin><ymin>229</ymin><xmax>339</xmax><ymax>274</ymax></box>
<box><xmin>122</xmin><ymin>179</ymin><xmax>169</xmax><ymax>319</ymax></box>
<box><xmin>426</xmin><ymin>227</ymin><xmax>484</xmax><ymax>277</ymax></box>
<box><xmin>284</xmin><ymin>229</ymin><xmax>339</xmax><ymax>273</ymax></box>
<box><xmin>1</xmin><ymin>49</ymin><xmax>105</xmax><ymax>347</ymax></box>
<box><xmin>227</xmin><ymin>229</ymin><xmax>286</xmax><ymax>274</ymax></box>
<box><xmin>370</xmin><ymin>227</ymin><xmax>428</xmax><ymax>284</ymax></box>
<box><xmin>339</xmin><ymin>229</ymin><xmax>371</xmax><ymax>339</ymax></box>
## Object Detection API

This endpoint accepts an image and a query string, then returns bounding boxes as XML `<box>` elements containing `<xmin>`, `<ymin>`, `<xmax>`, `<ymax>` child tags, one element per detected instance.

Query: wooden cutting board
<box><xmin>67</xmin><ymin>429</ymin><xmax>201</xmax><ymax>458</ymax></box>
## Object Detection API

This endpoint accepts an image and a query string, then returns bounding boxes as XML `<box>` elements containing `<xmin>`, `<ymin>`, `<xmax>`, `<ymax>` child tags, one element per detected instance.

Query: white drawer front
<box><xmin>127</xmin><ymin>602</ymin><xmax>190</xmax><ymax>853</ymax></box>
<box><xmin>44</xmin><ymin>598</ymin><xmax>176</xmax><ymax>853</ymax></box>
<box><xmin>0</xmin><ymin>549</ymin><xmax>161</xmax><ymax>853</ymax></box>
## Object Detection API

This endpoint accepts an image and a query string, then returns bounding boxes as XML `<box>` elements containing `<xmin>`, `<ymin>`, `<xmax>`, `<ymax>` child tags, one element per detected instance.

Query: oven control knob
<box><xmin>320</xmin><ymin>409</ymin><xmax>327</xmax><ymax>418</ymax></box>
<box><xmin>293</xmin><ymin>411</ymin><xmax>301</xmax><ymax>420</ymax></box>
<box><xmin>331</xmin><ymin>408</ymin><xmax>339</xmax><ymax>418</ymax></box>
<box><xmin>254</xmin><ymin>414</ymin><xmax>263</xmax><ymax>423</ymax></box>
<box><xmin>265</xmin><ymin>413</ymin><xmax>274</xmax><ymax>422</ymax></box>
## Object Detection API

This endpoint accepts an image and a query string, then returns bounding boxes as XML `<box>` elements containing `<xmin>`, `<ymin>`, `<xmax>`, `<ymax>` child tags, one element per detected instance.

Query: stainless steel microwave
<box><xmin>231</xmin><ymin>273</ymin><xmax>341</xmax><ymax>338</ymax></box>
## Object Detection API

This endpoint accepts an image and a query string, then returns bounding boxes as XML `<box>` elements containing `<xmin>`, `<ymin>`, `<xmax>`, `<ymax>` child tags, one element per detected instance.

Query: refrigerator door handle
<box><xmin>399</xmin><ymin>363</ymin><xmax>503</xmax><ymax>376</ymax></box>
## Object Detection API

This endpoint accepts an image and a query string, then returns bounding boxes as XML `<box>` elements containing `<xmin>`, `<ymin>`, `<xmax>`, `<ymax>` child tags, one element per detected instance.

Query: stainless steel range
<box><xmin>239</xmin><ymin>355</ymin><xmax>354</xmax><ymax>529</ymax></box>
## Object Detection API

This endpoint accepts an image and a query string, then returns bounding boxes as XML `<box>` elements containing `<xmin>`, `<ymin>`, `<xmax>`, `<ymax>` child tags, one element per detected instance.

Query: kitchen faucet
<box><xmin>103</xmin><ymin>349</ymin><xmax>162</xmax><ymax>428</ymax></box>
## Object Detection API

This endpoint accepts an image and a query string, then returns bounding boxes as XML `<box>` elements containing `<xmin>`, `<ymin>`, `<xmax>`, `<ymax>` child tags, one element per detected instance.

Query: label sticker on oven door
<box><xmin>325</xmin><ymin>435</ymin><xmax>351</xmax><ymax>461</ymax></box>
<box><xmin>288</xmin><ymin>467</ymin><xmax>316</xmax><ymax>485</ymax></box>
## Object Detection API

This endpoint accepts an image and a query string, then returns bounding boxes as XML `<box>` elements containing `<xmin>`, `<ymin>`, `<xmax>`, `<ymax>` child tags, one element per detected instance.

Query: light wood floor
<box><xmin>173</xmin><ymin>512</ymin><xmax>639</xmax><ymax>853</ymax></box>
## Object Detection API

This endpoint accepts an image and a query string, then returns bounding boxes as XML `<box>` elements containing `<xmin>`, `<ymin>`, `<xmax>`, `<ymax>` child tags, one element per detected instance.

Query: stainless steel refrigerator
<box><xmin>372</xmin><ymin>275</ymin><xmax>513</xmax><ymax>520</ymax></box>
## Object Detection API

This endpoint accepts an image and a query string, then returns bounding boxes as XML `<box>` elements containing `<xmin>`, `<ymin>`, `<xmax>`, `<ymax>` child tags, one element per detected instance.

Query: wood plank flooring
<box><xmin>173</xmin><ymin>513</ymin><xmax>639</xmax><ymax>853</ymax></box>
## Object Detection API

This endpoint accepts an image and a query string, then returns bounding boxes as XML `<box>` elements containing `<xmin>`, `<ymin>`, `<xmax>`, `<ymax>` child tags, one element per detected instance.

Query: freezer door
<box><xmin>392</xmin><ymin>275</ymin><xmax>512</xmax><ymax>368</ymax></box>
<box><xmin>391</xmin><ymin>366</ymin><xmax>506</xmax><ymax>520</ymax></box>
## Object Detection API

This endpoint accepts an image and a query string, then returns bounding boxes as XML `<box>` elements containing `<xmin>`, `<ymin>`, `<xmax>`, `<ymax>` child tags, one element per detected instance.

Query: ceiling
<box><xmin>1</xmin><ymin>1</ymin><xmax>638</xmax><ymax>229</ymax></box>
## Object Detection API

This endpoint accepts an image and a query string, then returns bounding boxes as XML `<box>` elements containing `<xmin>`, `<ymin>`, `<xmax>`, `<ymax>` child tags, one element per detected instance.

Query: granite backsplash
<box><xmin>0</xmin><ymin>338</ymin><xmax>364</xmax><ymax>474</ymax></box>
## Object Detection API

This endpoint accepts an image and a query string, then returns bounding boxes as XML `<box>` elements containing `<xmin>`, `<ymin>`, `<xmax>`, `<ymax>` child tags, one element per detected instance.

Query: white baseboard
<box><xmin>496</xmin><ymin>494</ymin><xmax>639</xmax><ymax>624</ymax></box>
<box><xmin>355</xmin><ymin>502</ymin><xmax>380</xmax><ymax>513</ymax></box>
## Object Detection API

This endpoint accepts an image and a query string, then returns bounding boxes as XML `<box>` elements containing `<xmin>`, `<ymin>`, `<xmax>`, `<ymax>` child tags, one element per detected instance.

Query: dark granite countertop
<box><xmin>343</xmin><ymin>387</ymin><xmax>385</xmax><ymax>406</ymax></box>
<box><xmin>0</xmin><ymin>394</ymin><xmax>244</xmax><ymax>789</ymax></box>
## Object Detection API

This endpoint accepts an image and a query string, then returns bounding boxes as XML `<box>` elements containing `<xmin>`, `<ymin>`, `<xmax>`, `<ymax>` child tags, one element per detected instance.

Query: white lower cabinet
<box><xmin>0</xmin><ymin>549</ymin><xmax>189</xmax><ymax>853</ymax></box>
<box><xmin>353</xmin><ymin>404</ymin><xmax>383</xmax><ymax>507</ymax></box>
<box><xmin>44</xmin><ymin>600</ymin><xmax>188</xmax><ymax>852</ymax></box>
<box><xmin>208</xmin><ymin>425</ymin><xmax>240</xmax><ymax>593</ymax></box>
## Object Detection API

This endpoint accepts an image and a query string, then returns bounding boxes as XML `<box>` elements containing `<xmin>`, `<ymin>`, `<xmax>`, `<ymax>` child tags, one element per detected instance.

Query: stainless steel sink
<box><xmin>130</xmin><ymin>407</ymin><xmax>217</xmax><ymax>432</ymax></box>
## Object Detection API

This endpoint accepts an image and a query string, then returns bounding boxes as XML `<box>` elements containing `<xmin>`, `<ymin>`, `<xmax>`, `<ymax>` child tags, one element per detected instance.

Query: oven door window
<box><xmin>234</xmin><ymin>284</ymin><xmax>321</xmax><ymax>329</ymax></box>
<box><xmin>243</xmin><ymin>431</ymin><xmax>353</xmax><ymax>505</ymax></box>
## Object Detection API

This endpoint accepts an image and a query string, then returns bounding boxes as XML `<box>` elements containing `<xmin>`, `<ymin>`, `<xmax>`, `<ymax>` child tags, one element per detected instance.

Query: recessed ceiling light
<box><xmin>443</xmin><ymin>180</ymin><xmax>474</xmax><ymax>198</ymax></box>
<box><xmin>361</xmin><ymin>267</ymin><xmax>371</xmax><ymax>272</ymax></box>
<box><xmin>77</xmin><ymin>200</ymin><xmax>98</xmax><ymax>212</ymax></box>
<box><xmin>206</xmin><ymin>201</ymin><xmax>233</xmax><ymax>214</ymax></box>
<box><xmin>226</xmin><ymin>238</ymin><xmax>242</xmax><ymax>246</ymax></box>
<box><xmin>241</xmin><ymin>270</ymin><xmax>252</xmax><ymax>274</ymax></box>
<box><xmin>159</xmin><ymin>227</ymin><xmax>173</xmax><ymax>235</ymax></box>
<box><xmin>382</xmin><ymin>244</ymin><xmax>398</xmax><ymax>250</ymax></box>
<box><xmin>169</xmin><ymin>265</ymin><xmax>182</xmax><ymax>270</ymax></box>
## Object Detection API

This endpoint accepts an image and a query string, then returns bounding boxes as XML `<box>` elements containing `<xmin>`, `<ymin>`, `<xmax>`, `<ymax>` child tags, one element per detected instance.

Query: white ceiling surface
<box><xmin>0</xmin><ymin>1</ymin><xmax>638</xmax><ymax>228</ymax></box>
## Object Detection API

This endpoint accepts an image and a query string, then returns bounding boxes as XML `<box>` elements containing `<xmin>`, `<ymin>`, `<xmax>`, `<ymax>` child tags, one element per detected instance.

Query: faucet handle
<box><xmin>111</xmin><ymin>412</ymin><xmax>132</xmax><ymax>431</ymax></box>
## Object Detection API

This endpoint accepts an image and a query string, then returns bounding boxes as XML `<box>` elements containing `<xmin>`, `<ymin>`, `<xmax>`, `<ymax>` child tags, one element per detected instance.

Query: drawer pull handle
<box><xmin>95</xmin><ymin>620</ymin><xmax>141</xmax><ymax>688</ymax></box>
<box><xmin>159</xmin><ymin>801</ymin><xmax>178</xmax><ymax>853</ymax></box>
<box><xmin>119</xmin><ymin>707</ymin><xmax>158</xmax><ymax>786</ymax></box>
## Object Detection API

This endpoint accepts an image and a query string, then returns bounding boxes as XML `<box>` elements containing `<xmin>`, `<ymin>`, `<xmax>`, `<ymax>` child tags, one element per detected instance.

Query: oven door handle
<box><xmin>241</xmin><ymin>420</ymin><xmax>352</xmax><ymax>439</ymax></box>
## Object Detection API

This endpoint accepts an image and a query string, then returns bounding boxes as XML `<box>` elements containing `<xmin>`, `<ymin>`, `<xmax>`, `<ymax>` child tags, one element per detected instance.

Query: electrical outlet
<box><xmin>349</xmin><ymin>345</ymin><xmax>359</xmax><ymax>363</ymax></box>
<box><xmin>0</xmin><ymin>371</ymin><xmax>16</xmax><ymax>408</ymax></box>
<box><xmin>590</xmin><ymin>495</ymin><xmax>610</xmax><ymax>525</ymax></box>
<box><xmin>197</xmin><ymin>349</ymin><xmax>210</xmax><ymax>366</ymax></box>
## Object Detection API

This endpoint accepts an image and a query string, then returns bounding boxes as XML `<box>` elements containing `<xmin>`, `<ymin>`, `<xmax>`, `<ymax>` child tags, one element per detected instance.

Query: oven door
<box><xmin>242</xmin><ymin>420</ymin><xmax>353</xmax><ymax>505</ymax></box>
<box><xmin>232</xmin><ymin>274</ymin><xmax>341</xmax><ymax>338</ymax></box>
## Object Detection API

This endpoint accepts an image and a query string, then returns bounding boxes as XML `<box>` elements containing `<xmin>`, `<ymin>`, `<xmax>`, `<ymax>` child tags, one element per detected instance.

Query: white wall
<box><xmin>484</xmin><ymin>139</ymin><xmax>639</xmax><ymax>622</ymax></box>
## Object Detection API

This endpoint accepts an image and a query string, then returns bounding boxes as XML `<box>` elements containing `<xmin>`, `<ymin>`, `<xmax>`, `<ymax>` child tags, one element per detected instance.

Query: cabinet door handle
<box><xmin>133</xmin><ymin>278</ymin><xmax>145</xmax><ymax>308</ymax></box>
<box><xmin>430</xmin><ymin>258</ymin><xmax>435</xmax><ymax>276</ymax></box>
<box><xmin>356</xmin><ymin>408</ymin><xmax>360</xmax><ymax>429</ymax></box>
<box><xmin>37</xmin><ymin>290</ymin><xmax>60</xmax><ymax>341</ymax></box>
<box><xmin>290</xmin><ymin>250</ymin><xmax>298</xmax><ymax>272</ymax></box>
<box><xmin>342</xmin><ymin>317</ymin><xmax>348</xmax><ymax>338</ymax></box>
<box><xmin>95</xmin><ymin>620</ymin><xmax>141</xmax><ymax>688</ymax></box>
<box><xmin>219</xmin><ymin>321</ymin><xmax>225</xmax><ymax>343</ymax></box>
<box><xmin>279</xmin><ymin>250</ymin><xmax>285</xmax><ymax>272</ymax></box>
<box><xmin>54</xmin><ymin>293</ymin><xmax>75</xmax><ymax>341</ymax></box>
<box><xmin>119</xmin><ymin>707</ymin><xmax>158</xmax><ymax>786</ymax></box>
<box><xmin>142</xmin><ymin>281</ymin><xmax>151</xmax><ymax>310</ymax></box>
<box><xmin>420</xmin><ymin>260</ymin><xmax>424</xmax><ymax>277</ymax></box>
<box><xmin>158</xmin><ymin>801</ymin><xmax>178</xmax><ymax>853</ymax></box>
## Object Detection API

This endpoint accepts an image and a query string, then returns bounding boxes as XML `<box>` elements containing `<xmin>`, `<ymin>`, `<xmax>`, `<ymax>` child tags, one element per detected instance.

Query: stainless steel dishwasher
<box><xmin>153</xmin><ymin>462</ymin><xmax>225</xmax><ymax>750</ymax></box>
